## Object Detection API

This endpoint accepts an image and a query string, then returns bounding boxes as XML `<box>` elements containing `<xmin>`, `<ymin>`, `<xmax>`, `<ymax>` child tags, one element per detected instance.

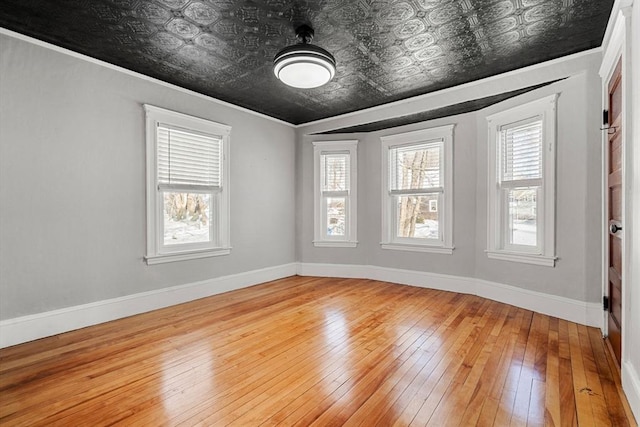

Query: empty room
<box><xmin>0</xmin><ymin>0</ymin><xmax>639</xmax><ymax>425</ymax></box>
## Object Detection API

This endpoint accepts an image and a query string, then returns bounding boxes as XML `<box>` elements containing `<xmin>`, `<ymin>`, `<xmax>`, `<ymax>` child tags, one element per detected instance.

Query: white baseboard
<box><xmin>623</xmin><ymin>361</ymin><xmax>640</xmax><ymax>423</ymax></box>
<box><xmin>1</xmin><ymin>262</ymin><xmax>603</xmax><ymax>349</ymax></box>
<box><xmin>297</xmin><ymin>262</ymin><xmax>602</xmax><ymax>328</ymax></box>
<box><xmin>0</xmin><ymin>263</ymin><xmax>297</xmax><ymax>349</ymax></box>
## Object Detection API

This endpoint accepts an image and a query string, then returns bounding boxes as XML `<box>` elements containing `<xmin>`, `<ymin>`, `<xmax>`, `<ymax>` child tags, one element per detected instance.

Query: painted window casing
<box><xmin>144</xmin><ymin>105</ymin><xmax>231</xmax><ymax>264</ymax></box>
<box><xmin>313</xmin><ymin>140</ymin><xmax>358</xmax><ymax>247</ymax></box>
<box><xmin>380</xmin><ymin>125</ymin><xmax>454</xmax><ymax>254</ymax></box>
<box><xmin>486</xmin><ymin>95</ymin><xmax>557</xmax><ymax>267</ymax></box>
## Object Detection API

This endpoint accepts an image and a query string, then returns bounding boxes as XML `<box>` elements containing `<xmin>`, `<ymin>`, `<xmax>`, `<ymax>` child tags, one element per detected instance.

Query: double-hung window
<box><xmin>144</xmin><ymin>105</ymin><xmax>230</xmax><ymax>264</ymax></box>
<box><xmin>313</xmin><ymin>140</ymin><xmax>358</xmax><ymax>247</ymax></box>
<box><xmin>381</xmin><ymin>125</ymin><xmax>454</xmax><ymax>253</ymax></box>
<box><xmin>486</xmin><ymin>94</ymin><xmax>557</xmax><ymax>266</ymax></box>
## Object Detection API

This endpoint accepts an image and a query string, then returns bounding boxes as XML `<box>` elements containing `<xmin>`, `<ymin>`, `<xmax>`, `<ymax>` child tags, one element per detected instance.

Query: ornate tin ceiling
<box><xmin>0</xmin><ymin>0</ymin><xmax>613</xmax><ymax>125</ymax></box>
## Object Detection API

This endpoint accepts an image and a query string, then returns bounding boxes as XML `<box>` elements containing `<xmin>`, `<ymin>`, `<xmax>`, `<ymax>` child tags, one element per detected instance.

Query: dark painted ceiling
<box><xmin>0</xmin><ymin>0</ymin><xmax>613</xmax><ymax>125</ymax></box>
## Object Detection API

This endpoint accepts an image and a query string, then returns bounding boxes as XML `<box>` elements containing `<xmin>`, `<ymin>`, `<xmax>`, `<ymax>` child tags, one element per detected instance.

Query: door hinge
<box><xmin>603</xmin><ymin>295</ymin><xmax>610</xmax><ymax>311</ymax></box>
<box><xmin>600</xmin><ymin>110</ymin><xmax>617</xmax><ymax>133</ymax></box>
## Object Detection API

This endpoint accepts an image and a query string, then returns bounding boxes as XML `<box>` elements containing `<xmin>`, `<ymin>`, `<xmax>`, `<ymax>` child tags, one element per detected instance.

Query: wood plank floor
<box><xmin>0</xmin><ymin>276</ymin><xmax>636</xmax><ymax>426</ymax></box>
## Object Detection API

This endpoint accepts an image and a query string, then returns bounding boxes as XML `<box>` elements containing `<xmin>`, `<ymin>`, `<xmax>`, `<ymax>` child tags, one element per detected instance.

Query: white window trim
<box><xmin>312</xmin><ymin>140</ymin><xmax>358</xmax><ymax>248</ymax></box>
<box><xmin>380</xmin><ymin>125</ymin><xmax>454</xmax><ymax>254</ymax></box>
<box><xmin>486</xmin><ymin>94</ymin><xmax>557</xmax><ymax>267</ymax></box>
<box><xmin>144</xmin><ymin>105</ymin><xmax>231</xmax><ymax>265</ymax></box>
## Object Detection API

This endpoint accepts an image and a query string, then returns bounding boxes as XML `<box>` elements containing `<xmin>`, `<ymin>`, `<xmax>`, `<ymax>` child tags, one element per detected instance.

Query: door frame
<box><xmin>602</xmin><ymin>57</ymin><xmax>623</xmax><ymax>358</ymax></box>
<box><xmin>599</xmin><ymin>0</ymin><xmax>632</xmax><ymax>366</ymax></box>
<box><xmin>600</xmin><ymin>0</ymin><xmax>640</xmax><ymax>420</ymax></box>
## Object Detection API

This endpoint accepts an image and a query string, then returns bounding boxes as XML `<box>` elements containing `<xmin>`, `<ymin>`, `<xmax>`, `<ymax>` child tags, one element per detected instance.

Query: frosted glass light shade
<box><xmin>274</xmin><ymin>44</ymin><xmax>336</xmax><ymax>89</ymax></box>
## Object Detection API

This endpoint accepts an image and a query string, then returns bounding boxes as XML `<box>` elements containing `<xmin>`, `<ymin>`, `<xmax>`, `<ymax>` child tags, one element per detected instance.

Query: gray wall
<box><xmin>0</xmin><ymin>32</ymin><xmax>604</xmax><ymax>325</ymax></box>
<box><xmin>297</xmin><ymin>68</ymin><xmax>603</xmax><ymax>303</ymax></box>
<box><xmin>298</xmin><ymin>113</ymin><xmax>477</xmax><ymax>278</ymax></box>
<box><xmin>0</xmin><ymin>35</ymin><xmax>296</xmax><ymax>319</ymax></box>
<box><xmin>474</xmin><ymin>72</ymin><xmax>602</xmax><ymax>302</ymax></box>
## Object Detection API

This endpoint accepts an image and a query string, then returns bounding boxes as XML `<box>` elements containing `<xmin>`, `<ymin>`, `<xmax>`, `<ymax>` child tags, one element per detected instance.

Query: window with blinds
<box><xmin>322</xmin><ymin>152</ymin><xmax>349</xmax><ymax>193</ymax></box>
<box><xmin>321</xmin><ymin>152</ymin><xmax>349</xmax><ymax>238</ymax></box>
<box><xmin>389</xmin><ymin>142</ymin><xmax>441</xmax><ymax>191</ymax></box>
<box><xmin>486</xmin><ymin>94</ymin><xmax>557</xmax><ymax>265</ymax></box>
<box><xmin>497</xmin><ymin>117</ymin><xmax>543</xmax><ymax>249</ymax></box>
<box><xmin>313</xmin><ymin>141</ymin><xmax>358</xmax><ymax>246</ymax></box>
<box><xmin>387</xmin><ymin>141</ymin><xmax>443</xmax><ymax>241</ymax></box>
<box><xmin>144</xmin><ymin>104</ymin><xmax>231</xmax><ymax>264</ymax></box>
<box><xmin>380</xmin><ymin>125</ymin><xmax>454</xmax><ymax>252</ymax></box>
<box><xmin>157</xmin><ymin>125</ymin><xmax>222</xmax><ymax>191</ymax></box>
<box><xmin>500</xmin><ymin>118</ymin><xmax>542</xmax><ymax>184</ymax></box>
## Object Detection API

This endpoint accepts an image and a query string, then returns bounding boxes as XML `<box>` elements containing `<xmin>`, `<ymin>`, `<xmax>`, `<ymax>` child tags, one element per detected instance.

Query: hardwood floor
<box><xmin>0</xmin><ymin>276</ymin><xmax>636</xmax><ymax>426</ymax></box>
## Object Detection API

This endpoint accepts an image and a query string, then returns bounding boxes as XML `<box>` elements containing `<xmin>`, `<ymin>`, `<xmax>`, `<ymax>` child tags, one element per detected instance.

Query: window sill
<box><xmin>145</xmin><ymin>247</ymin><xmax>231</xmax><ymax>265</ymax></box>
<box><xmin>485</xmin><ymin>250</ymin><xmax>556</xmax><ymax>267</ymax></box>
<box><xmin>380</xmin><ymin>243</ymin><xmax>454</xmax><ymax>254</ymax></box>
<box><xmin>313</xmin><ymin>241</ymin><xmax>358</xmax><ymax>248</ymax></box>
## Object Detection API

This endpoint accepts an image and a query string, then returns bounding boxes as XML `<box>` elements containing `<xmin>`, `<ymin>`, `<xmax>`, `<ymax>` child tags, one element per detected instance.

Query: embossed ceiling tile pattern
<box><xmin>0</xmin><ymin>0</ymin><xmax>614</xmax><ymax>124</ymax></box>
<box><xmin>132</xmin><ymin>2</ymin><xmax>172</xmax><ymax>24</ymax></box>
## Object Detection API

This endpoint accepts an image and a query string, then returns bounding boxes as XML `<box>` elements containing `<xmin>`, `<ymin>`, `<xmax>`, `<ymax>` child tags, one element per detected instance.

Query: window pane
<box><xmin>322</xmin><ymin>153</ymin><xmax>349</xmax><ymax>192</ymax></box>
<box><xmin>507</xmin><ymin>187</ymin><xmax>537</xmax><ymax>246</ymax></box>
<box><xmin>501</xmin><ymin>120</ymin><xmax>542</xmax><ymax>182</ymax></box>
<box><xmin>326</xmin><ymin>197</ymin><xmax>346</xmax><ymax>236</ymax></box>
<box><xmin>158</xmin><ymin>126</ymin><xmax>222</xmax><ymax>187</ymax></box>
<box><xmin>396</xmin><ymin>194</ymin><xmax>439</xmax><ymax>239</ymax></box>
<box><xmin>391</xmin><ymin>143</ymin><xmax>440</xmax><ymax>190</ymax></box>
<box><xmin>163</xmin><ymin>192</ymin><xmax>211</xmax><ymax>245</ymax></box>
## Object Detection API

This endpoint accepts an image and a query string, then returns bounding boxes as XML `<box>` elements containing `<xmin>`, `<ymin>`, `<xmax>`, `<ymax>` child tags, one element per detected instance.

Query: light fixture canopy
<box><xmin>273</xmin><ymin>25</ymin><xmax>336</xmax><ymax>89</ymax></box>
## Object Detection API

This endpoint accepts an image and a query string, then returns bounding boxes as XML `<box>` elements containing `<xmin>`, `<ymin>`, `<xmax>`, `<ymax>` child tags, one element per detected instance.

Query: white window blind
<box><xmin>500</xmin><ymin>118</ymin><xmax>542</xmax><ymax>183</ymax></box>
<box><xmin>157</xmin><ymin>124</ymin><xmax>222</xmax><ymax>191</ymax></box>
<box><xmin>390</xmin><ymin>142</ymin><xmax>441</xmax><ymax>191</ymax></box>
<box><xmin>321</xmin><ymin>152</ymin><xmax>349</xmax><ymax>193</ymax></box>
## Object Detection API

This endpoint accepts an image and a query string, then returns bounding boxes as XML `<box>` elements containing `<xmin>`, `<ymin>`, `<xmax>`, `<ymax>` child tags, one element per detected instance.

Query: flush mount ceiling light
<box><xmin>273</xmin><ymin>24</ymin><xmax>336</xmax><ymax>89</ymax></box>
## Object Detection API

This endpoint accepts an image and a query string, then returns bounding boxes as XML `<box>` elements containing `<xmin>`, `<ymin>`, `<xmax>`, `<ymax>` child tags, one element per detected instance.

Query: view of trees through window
<box><xmin>394</xmin><ymin>145</ymin><xmax>440</xmax><ymax>240</ymax></box>
<box><xmin>326</xmin><ymin>197</ymin><xmax>345</xmax><ymax>236</ymax></box>
<box><xmin>397</xmin><ymin>194</ymin><xmax>439</xmax><ymax>239</ymax></box>
<box><xmin>163</xmin><ymin>192</ymin><xmax>210</xmax><ymax>245</ymax></box>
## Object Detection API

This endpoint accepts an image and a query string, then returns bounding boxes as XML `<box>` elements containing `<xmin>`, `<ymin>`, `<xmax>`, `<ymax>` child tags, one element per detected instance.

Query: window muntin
<box><xmin>313</xmin><ymin>141</ymin><xmax>358</xmax><ymax>247</ymax></box>
<box><xmin>486</xmin><ymin>94</ymin><xmax>556</xmax><ymax>266</ymax></box>
<box><xmin>145</xmin><ymin>105</ymin><xmax>230</xmax><ymax>264</ymax></box>
<box><xmin>381</xmin><ymin>125</ymin><xmax>454</xmax><ymax>253</ymax></box>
